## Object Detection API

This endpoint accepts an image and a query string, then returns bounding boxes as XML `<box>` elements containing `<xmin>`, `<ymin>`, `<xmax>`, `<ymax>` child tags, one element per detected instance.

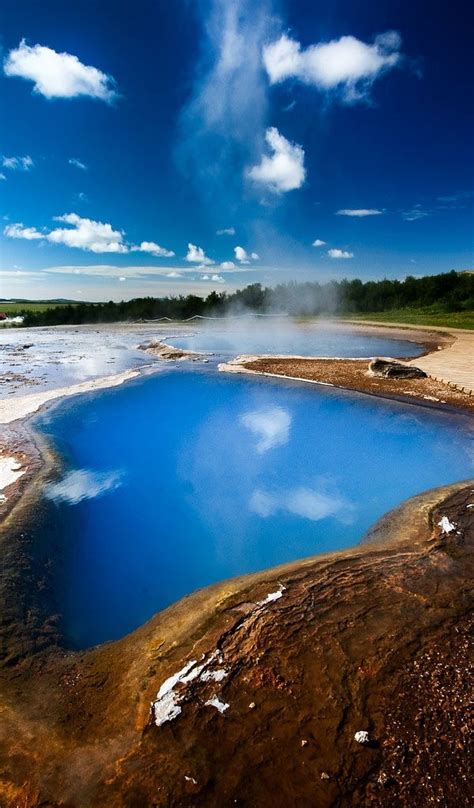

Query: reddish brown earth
<box><xmin>237</xmin><ymin>357</ymin><xmax>474</xmax><ymax>412</ymax></box>
<box><xmin>0</xmin><ymin>476</ymin><xmax>472</xmax><ymax>807</ymax></box>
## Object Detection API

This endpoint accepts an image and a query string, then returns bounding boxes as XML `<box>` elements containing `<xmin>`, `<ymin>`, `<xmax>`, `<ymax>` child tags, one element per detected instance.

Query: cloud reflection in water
<box><xmin>45</xmin><ymin>468</ymin><xmax>123</xmax><ymax>505</ymax></box>
<box><xmin>241</xmin><ymin>405</ymin><xmax>292</xmax><ymax>453</ymax></box>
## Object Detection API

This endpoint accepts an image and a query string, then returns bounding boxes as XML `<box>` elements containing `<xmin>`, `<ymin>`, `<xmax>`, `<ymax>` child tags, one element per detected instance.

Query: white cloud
<box><xmin>185</xmin><ymin>243</ymin><xmax>214</xmax><ymax>265</ymax></box>
<box><xmin>336</xmin><ymin>208</ymin><xmax>382</xmax><ymax>217</ymax></box>
<box><xmin>220</xmin><ymin>260</ymin><xmax>236</xmax><ymax>269</ymax></box>
<box><xmin>312</xmin><ymin>238</ymin><xmax>326</xmax><ymax>247</ymax></box>
<box><xmin>248</xmin><ymin>126</ymin><xmax>305</xmax><ymax>193</ymax></box>
<box><xmin>234</xmin><ymin>246</ymin><xmax>250</xmax><ymax>263</ymax></box>
<box><xmin>132</xmin><ymin>240</ymin><xmax>175</xmax><ymax>258</ymax></box>
<box><xmin>166</xmin><ymin>271</ymin><xmax>183</xmax><ymax>278</ymax></box>
<box><xmin>118</xmin><ymin>277</ymin><xmax>126</xmax><ymax>281</ymax></box>
<box><xmin>4</xmin><ymin>39</ymin><xmax>117</xmax><ymax>102</ymax></box>
<box><xmin>47</xmin><ymin>213</ymin><xmax>128</xmax><ymax>253</ymax></box>
<box><xmin>4</xmin><ymin>222</ymin><xmax>43</xmax><ymax>240</ymax></box>
<box><xmin>328</xmin><ymin>248</ymin><xmax>354</xmax><ymax>259</ymax></box>
<box><xmin>211</xmin><ymin>274</ymin><xmax>225</xmax><ymax>283</ymax></box>
<box><xmin>0</xmin><ymin>173</ymin><xmax>6</xmax><ymax>180</ymax></box>
<box><xmin>241</xmin><ymin>406</ymin><xmax>292</xmax><ymax>453</ymax></box>
<box><xmin>234</xmin><ymin>246</ymin><xmax>260</xmax><ymax>264</ymax></box>
<box><xmin>216</xmin><ymin>227</ymin><xmax>236</xmax><ymax>236</ymax></box>
<box><xmin>2</xmin><ymin>155</ymin><xmax>34</xmax><ymax>171</ymax></box>
<box><xmin>4</xmin><ymin>212</ymin><xmax>175</xmax><ymax>256</ymax></box>
<box><xmin>69</xmin><ymin>157</ymin><xmax>87</xmax><ymax>171</ymax></box>
<box><xmin>263</xmin><ymin>31</ymin><xmax>402</xmax><ymax>103</ymax></box>
<box><xmin>402</xmin><ymin>206</ymin><xmax>429</xmax><ymax>221</ymax></box>
<box><xmin>43</xmin><ymin>265</ymin><xmax>177</xmax><ymax>279</ymax></box>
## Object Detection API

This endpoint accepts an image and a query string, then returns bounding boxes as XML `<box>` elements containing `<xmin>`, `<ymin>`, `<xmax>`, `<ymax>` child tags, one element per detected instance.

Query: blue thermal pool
<box><xmin>168</xmin><ymin>323</ymin><xmax>425</xmax><ymax>357</ymax></box>
<box><xmin>35</xmin><ymin>369</ymin><xmax>472</xmax><ymax>649</ymax></box>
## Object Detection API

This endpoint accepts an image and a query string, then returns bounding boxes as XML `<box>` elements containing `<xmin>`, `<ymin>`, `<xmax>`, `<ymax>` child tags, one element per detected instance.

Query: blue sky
<box><xmin>0</xmin><ymin>0</ymin><xmax>473</xmax><ymax>301</ymax></box>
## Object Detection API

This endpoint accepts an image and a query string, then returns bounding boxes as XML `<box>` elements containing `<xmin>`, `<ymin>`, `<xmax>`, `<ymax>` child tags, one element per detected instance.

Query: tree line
<box><xmin>17</xmin><ymin>270</ymin><xmax>474</xmax><ymax>327</ymax></box>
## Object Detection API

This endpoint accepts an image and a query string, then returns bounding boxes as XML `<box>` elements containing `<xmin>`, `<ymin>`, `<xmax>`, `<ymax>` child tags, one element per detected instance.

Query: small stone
<box><xmin>377</xmin><ymin>772</ymin><xmax>389</xmax><ymax>786</ymax></box>
<box><xmin>301</xmin><ymin>739</ymin><xmax>308</xmax><ymax>747</ymax></box>
<box><xmin>320</xmin><ymin>772</ymin><xmax>330</xmax><ymax>780</ymax></box>
<box><xmin>249</xmin><ymin>702</ymin><xmax>256</xmax><ymax>710</ymax></box>
<box><xmin>354</xmin><ymin>730</ymin><xmax>370</xmax><ymax>745</ymax></box>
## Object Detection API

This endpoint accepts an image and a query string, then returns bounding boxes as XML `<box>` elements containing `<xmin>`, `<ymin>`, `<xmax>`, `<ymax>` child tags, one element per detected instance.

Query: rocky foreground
<box><xmin>0</xmin><ymin>476</ymin><xmax>472</xmax><ymax>807</ymax></box>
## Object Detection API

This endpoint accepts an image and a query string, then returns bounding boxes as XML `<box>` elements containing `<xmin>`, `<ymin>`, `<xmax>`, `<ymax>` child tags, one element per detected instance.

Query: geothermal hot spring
<box><xmin>167</xmin><ymin>318</ymin><xmax>426</xmax><ymax>358</ymax></box>
<box><xmin>33</xmin><ymin>326</ymin><xmax>473</xmax><ymax>649</ymax></box>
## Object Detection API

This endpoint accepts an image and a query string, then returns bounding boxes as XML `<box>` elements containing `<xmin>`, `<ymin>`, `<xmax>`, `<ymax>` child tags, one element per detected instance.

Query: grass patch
<box><xmin>0</xmin><ymin>301</ymin><xmax>82</xmax><ymax>314</ymax></box>
<box><xmin>341</xmin><ymin>308</ymin><xmax>474</xmax><ymax>330</ymax></box>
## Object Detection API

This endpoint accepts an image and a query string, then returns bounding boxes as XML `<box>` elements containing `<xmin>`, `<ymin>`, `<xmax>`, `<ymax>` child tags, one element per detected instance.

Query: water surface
<box><xmin>170</xmin><ymin>321</ymin><xmax>424</xmax><ymax>357</ymax></box>
<box><xmin>36</xmin><ymin>370</ymin><xmax>472</xmax><ymax>649</ymax></box>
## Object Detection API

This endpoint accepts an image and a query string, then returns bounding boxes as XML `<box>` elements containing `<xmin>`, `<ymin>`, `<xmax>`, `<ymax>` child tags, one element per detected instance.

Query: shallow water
<box><xmin>170</xmin><ymin>321</ymin><xmax>424</xmax><ymax>357</ymax></box>
<box><xmin>35</xmin><ymin>369</ymin><xmax>472</xmax><ymax>649</ymax></box>
<box><xmin>0</xmin><ymin>321</ymin><xmax>423</xmax><ymax>398</ymax></box>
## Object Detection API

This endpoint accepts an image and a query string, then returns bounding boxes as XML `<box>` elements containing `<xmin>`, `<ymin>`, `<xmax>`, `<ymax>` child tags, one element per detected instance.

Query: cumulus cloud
<box><xmin>328</xmin><ymin>248</ymin><xmax>354</xmax><ymax>259</ymax></box>
<box><xmin>185</xmin><ymin>243</ymin><xmax>214</xmax><ymax>265</ymax></box>
<box><xmin>241</xmin><ymin>406</ymin><xmax>292</xmax><ymax>453</ymax></box>
<box><xmin>4</xmin><ymin>39</ymin><xmax>117</xmax><ymax>102</ymax></box>
<box><xmin>220</xmin><ymin>260</ymin><xmax>236</xmax><ymax>269</ymax></box>
<box><xmin>247</xmin><ymin>126</ymin><xmax>305</xmax><ymax>193</ymax></box>
<box><xmin>166</xmin><ymin>271</ymin><xmax>183</xmax><ymax>278</ymax></box>
<box><xmin>4</xmin><ymin>212</ymin><xmax>175</xmax><ymax>256</ymax></box>
<box><xmin>312</xmin><ymin>238</ymin><xmax>326</xmax><ymax>247</ymax></box>
<box><xmin>69</xmin><ymin>157</ymin><xmax>87</xmax><ymax>171</ymax></box>
<box><xmin>132</xmin><ymin>240</ymin><xmax>175</xmax><ymax>257</ymax></box>
<box><xmin>211</xmin><ymin>274</ymin><xmax>226</xmax><ymax>283</ymax></box>
<box><xmin>263</xmin><ymin>31</ymin><xmax>403</xmax><ymax>103</ymax></box>
<box><xmin>216</xmin><ymin>227</ymin><xmax>236</xmax><ymax>235</ymax></box>
<box><xmin>2</xmin><ymin>155</ymin><xmax>33</xmax><ymax>171</ymax></box>
<box><xmin>234</xmin><ymin>246</ymin><xmax>250</xmax><ymax>263</ymax></box>
<box><xmin>4</xmin><ymin>222</ymin><xmax>43</xmax><ymax>240</ymax></box>
<box><xmin>336</xmin><ymin>208</ymin><xmax>382</xmax><ymax>217</ymax></box>
<box><xmin>234</xmin><ymin>246</ymin><xmax>260</xmax><ymax>263</ymax></box>
<box><xmin>47</xmin><ymin>213</ymin><xmax>128</xmax><ymax>253</ymax></box>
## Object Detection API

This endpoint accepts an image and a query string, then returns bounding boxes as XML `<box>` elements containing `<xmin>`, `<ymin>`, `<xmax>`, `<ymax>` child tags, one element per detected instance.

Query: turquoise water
<box><xmin>36</xmin><ymin>370</ymin><xmax>472</xmax><ymax>649</ymax></box>
<box><xmin>169</xmin><ymin>323</ymin><xmax>424</xmax><ymax>357</ymax></box>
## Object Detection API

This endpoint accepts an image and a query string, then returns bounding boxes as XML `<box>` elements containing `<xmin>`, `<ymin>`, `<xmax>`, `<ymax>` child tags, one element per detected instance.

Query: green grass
<box><xmin>0</xmin><ymin>301</ymin><xmax>81</xmax><ymax>314</ymax></box>
<box><xmin>341</xmin><ymin>308</ymin><xmax>474</xmax><ymax>330</ymax></box>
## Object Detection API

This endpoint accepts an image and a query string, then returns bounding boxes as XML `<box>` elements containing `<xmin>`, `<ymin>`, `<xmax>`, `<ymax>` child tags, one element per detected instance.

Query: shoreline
<box><xmin>0</xmin><ymin>319</ymin><xmax>473</xmax><ymax>805</ymax></box>
<box><xmin>1</xmin><ymin>478</ymin><xmax>472</xmax><ymax>805</ymax></box>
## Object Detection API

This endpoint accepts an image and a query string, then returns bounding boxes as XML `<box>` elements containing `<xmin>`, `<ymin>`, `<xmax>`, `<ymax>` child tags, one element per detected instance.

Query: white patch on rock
<box><xmin>0</xmin><ymin>456</ymin><xmax>25</xmax><ymax>496</ymax></box>
<box><xmin>438</xmin><ymin>516</ymin><xmax>456</xmax><ymax>534</ymax></box>
<box><xmin>354</xmin><ymin>730</ymin><xmax>370</xmax><ymax>744</ymax></box>
<box><xmin>200</xmin><ymin>668</ymin><xmax>228</xmax><ymax>683</ymax></box>
<box><xmin>205</xmin><ymin>696</ymin><xmax>229</xmax><ymax>714</ymax></box>
<box><xmin>257</xmin><ymin>584</ymin><xmax>286</xmax><ymax>607</ymax></box>
<box><xmin>152</xmin><ymin>660</ymin><xmax>197</xmax><ymax>726</ymax></box>
<box><xmin>151</xmin><ymin>651</ymin><xmax>229</xmax><ymax>727</ymax></box>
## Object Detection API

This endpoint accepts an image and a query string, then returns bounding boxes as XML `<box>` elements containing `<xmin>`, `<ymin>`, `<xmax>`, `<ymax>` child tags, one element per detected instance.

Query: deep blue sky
<box><xmin>0</xmin><ymin>0</ymin><xmax>473</xmax><ymax>300</ymax></box>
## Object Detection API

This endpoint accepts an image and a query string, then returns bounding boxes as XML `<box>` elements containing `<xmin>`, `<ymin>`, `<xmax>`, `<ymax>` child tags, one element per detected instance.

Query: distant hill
<box><xmin>0</xmin><ymin>298</ymin><xmax>90</xmax><ymax>304</ymax></box>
